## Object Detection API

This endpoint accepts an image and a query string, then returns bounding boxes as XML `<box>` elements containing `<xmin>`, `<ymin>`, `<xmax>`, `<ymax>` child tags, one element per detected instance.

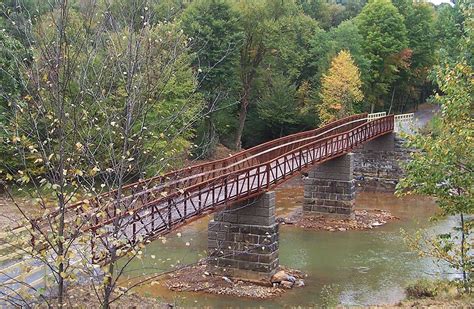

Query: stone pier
<box><xmin>207</xmin><ymin>192</ymin><xmax>279</xmax><ymax>281</ymax></box>
<box><xmin>353</xmin><ymin>133</ymin><xmax>411</xmax><ymax>192</ymax></box>
<box><xmin>303</xmin><ymin>153</ymin><xmax>355</xmax><ymax>218</ymax></box>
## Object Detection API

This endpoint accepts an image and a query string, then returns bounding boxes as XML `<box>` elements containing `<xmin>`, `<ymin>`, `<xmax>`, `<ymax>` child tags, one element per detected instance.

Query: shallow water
<box><xmin>119</xmin><ymin>178</ymin><xmax>457</xmax><ymax>307</ymax></box>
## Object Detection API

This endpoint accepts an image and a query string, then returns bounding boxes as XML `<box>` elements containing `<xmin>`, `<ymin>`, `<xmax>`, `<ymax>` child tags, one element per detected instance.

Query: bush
<box><xmin>406</xmin><ymin>279</ymin><xmax>440</xmax><ymax>299</ymax></box>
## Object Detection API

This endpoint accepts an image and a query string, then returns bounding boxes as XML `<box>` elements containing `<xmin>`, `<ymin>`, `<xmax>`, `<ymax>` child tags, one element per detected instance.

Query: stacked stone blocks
<box><xmin>303</xmin><ymin>153</ymin><xmax>355</xmax><ymax>218</ymax></box>
<box><xmin>207</xmin><ymin>192</ymin><xmax>279</xmax><ymax>281</ymax></box>
<box><xmin>353</xmin><ymin>133</ymin><xmax>412</xmax><ymax>192</ymax></box>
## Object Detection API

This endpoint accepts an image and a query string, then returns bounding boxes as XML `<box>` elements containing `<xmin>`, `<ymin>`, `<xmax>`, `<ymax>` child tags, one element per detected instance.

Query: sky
<box><xmin>428</xmin><ymin>0</ymin><xmax>453</xmax><ymax>5</ymax></box>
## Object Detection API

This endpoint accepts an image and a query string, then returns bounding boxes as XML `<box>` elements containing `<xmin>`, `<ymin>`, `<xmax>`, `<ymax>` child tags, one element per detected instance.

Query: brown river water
<box><xmin>118</xmin><ymin>178</ymin><xmax>458</xmax><ymax>307</ymax></box>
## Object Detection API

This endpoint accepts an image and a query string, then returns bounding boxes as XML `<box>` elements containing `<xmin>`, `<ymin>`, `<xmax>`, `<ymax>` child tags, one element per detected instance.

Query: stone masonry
<box><xmin>353</xmin><ymin>133</ymin><xmax>412</xmax><ymax>192</ymax></box>
<box><xmin>303</xmin><ymin>153</ymin><xmax>355</xmax><ymax>218</ymax></box>
<box><xmin>207</xmin><ymin>192</ymin><xmax>279</xmax><ymax>281</ymax></box>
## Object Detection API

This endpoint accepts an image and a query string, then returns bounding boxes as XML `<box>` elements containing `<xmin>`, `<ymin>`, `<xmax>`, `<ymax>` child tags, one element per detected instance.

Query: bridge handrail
<box><xmin>367</xmin><ymin>112</ymin><xmax>386</xmax><ymax>121</ymax></box>
<box><xmin>30</xmin><ymin>113</ymin><xmax>368</xmax><ymax>228</ymax></box>
<box><xmin>97</xmin><ymin>113</ymin><xmax>368</xmax><ymax>195</ymax></box>
<box><xmin>87</xmin><ymin>115</ymin><xmax>394</xmax><ymax>234</ymax></box>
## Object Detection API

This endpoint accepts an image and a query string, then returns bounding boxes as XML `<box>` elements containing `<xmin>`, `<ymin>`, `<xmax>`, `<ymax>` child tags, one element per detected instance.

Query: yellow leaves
<box><xmin>73</xmin><ymin>169</ymin><xmax>84</xmax><ymax>177</ymax></box>
<box><xmin>89</xmin><ymin>166</ymin><xmax>100</xmax><ymax>176</ymax></box>
<box><xmin>319</xmin><ymin>50</ymin><xmax>363</xmax><ymax>124</ymax></box>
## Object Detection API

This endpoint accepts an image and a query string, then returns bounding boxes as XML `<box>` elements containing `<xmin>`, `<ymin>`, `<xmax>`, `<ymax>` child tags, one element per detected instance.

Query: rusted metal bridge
<box><xmin>31</xmin><ymin>113</ymin><xmax>396</xmax><ymax>251</ymax></box>
<box><xmin>1</xmin><ymin>112</ymin><xmax>404</xmax><ymax>305</ymax></box>
<box><xmin>77</xmin><ymin>113</ymin><xmax>394</xmax><ymax>250</ymax></box>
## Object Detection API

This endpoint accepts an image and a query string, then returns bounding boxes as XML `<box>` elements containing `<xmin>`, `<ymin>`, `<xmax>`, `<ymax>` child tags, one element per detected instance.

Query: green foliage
<box><xmin>0</xmin><ymin>28</ymin><xmax>25</xmax><ymax>107</ymax></box>
<box><xmin>356</xmin><ymin>0</ymin><xmax>408</xmax><ymax>110</ymax></box>
<box><xmin>406</xmin><ymin>279</ymin><xmax>443</xmax><ymax>299</ymax></box>
<box><xmin>298</xmin><ymin>0</ymin><xmax>365</xmax><ymax>29</ymax></box>
<box><xmin>388</xmin><ymin>0</ymin><xmax>437</xmax><ymax>113</ymax></box>
<box><xmin>397</xmin><ymin>4</ymin><xmax>473</xmax><ymax>289</ymax></box>
<box><xmin>257</xmin><ymin>74</ymin><xmax>300</xmax><ymax>137</ymax></box>
<box><xmin>0</xmin><ymin>23</ymin><xmax>29</xmax><ymax>175</ymax></box>
<box><xmin>309</xmin><ymin>19</ymin><xmax>368</xmax><ymax>92</ymax></box>
<box><xmin>181</xmin><ymin>0</ymin><xmax>243</xmax><ymax>156</ymax></box>
<box><xmin>435</xmin><ymin>4</ymin><xmax>465</xmax><ymax>63</ymax></box>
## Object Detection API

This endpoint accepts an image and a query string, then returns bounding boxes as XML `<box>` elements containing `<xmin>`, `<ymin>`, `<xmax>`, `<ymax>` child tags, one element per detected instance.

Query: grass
<box><xmin>403</xmin><ymin>278</ymin><xmax>473</xmax><ymax>307</ymax></box>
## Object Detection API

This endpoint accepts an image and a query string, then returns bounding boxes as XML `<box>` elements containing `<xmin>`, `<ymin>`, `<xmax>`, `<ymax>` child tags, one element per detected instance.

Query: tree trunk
<box><xmin>460</xmin><ymin>212</ymin><xmax>469</xmax><ymax>293</ymax></box>
<box><xmin>102</xmin><ymin>254</ymin><xmax>115</xmax><ymax>309</ymax></box>
<box><xmin>234</xmin><ymin>83</ymin><xmax>251</xmax><ymax>151</ymax></box>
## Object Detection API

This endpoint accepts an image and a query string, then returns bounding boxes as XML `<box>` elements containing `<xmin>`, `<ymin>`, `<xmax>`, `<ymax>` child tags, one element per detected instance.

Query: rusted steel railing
<box><xmin>88</xmin><ymin>115</ymin><xmax>394</xmax><ymax>260</ymax></box>
<box><xmin>31</xmin><ymin>113</ymin><xmax>369</xmax><ymax>231</ymax></box>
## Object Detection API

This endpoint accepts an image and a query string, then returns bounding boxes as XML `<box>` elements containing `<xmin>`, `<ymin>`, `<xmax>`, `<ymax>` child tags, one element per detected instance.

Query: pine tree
<box><xmin>318</xmin><ymin>50</ymin><xmax>363</xmax><ymax>124</ymax></box>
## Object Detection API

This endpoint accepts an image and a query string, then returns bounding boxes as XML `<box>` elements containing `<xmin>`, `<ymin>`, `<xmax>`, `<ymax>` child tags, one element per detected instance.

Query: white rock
<box><xmin>280</xmin><ymin>280</ymin><xmax>294</xmax><ymax>289</ymax></box>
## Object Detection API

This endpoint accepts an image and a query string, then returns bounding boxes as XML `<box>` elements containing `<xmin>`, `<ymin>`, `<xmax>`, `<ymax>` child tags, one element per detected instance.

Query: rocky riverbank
<box><xmin>277</xmin><ymin>208</ymin><xmax>397</xmax><ymax>231</ymax></box>
<box><xmin>164</xmin><ymin>263</ymin><xmax>306</xmax><ymax>299</ymax></box>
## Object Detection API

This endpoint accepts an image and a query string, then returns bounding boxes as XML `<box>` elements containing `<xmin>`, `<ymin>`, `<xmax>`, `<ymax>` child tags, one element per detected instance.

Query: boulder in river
<box><xmin>271</xmin><ymin>270</ymin><xmax>289</xmax><ymax>283</ymax></box>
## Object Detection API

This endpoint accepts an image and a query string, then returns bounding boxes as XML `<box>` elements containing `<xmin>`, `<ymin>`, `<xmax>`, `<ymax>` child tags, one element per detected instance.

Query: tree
<box><xmin>397</xmin><ymin>60</ymin><xmax>473</xmax><ymax>293</ymax></box>
<box><xmin>0</xmin><ymin>0</ymin><xmax>202</xmax><ymax>307</ymax></box>
<box><xmin>0</xmin><ymin>29</ymin><xmax>27</xmax><ymax>176</ymax></box>
<box><xmin>318</xmin><ymin>50</ymin><xmax>363</xmax><ymax>124</ymax></box>
<box><xmin>356</xmin><ymin>0</ymin><xmax>408</xmax><ymax>111</ymax></box>
<box><xmin>434</xmin><ymin>3</ymin><xmax>465</xmax><ymax>63</ymax></box>
<box><xmin>233</xmin><ymin>0</ymin><xmax>301</xmax><ymax>150</ymax></box>
<box><xmin>308</xmin><ymin>19</ymin><xmax>368</xmax><ymax>104</ymax></box>
<box><xmin>390</xmin><ymin>0</ymin><xmax>436</xmax><ymax>113</ymax></box>
<box><xmin>181</xmin><ymin>0</ymin><xmax>243</xmax><ymax>157</ymax></box>
<box><xmin>397</xmin><ymin>0</ymin><xmax>473</xmax><ymax>292</ymax></box>
<box><xmin>257</xmin><ymin>74</ymin><xmax>300</xmax><ymax>137</ymax></box>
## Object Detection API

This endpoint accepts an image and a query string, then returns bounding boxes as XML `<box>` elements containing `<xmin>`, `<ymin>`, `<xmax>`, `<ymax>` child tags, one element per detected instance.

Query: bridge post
<box><xmin>303</xmin><ymin>153</ymin><xmax>355</xmax><ymax>218</ymax></box>
<box><xmin>353</xmin><ymin>133</ymin><xmax>410</xmax><ymax>192</ymax></box>
<box><xmin>207</xmin><ymin>192</ymin><xmax>279</xmax><ymax>282</ymax></box>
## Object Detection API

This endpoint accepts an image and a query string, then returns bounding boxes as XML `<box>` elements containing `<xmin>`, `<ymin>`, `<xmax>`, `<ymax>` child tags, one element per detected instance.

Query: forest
<box><xmin>0</xmin><ymin>0</ymin><xmax>470</xmax><ymax>182</ymax></box>
<box><xmin>0</xmin><ymin>0</ymin><xmax>473</xmax><ymax>308</ymax></box>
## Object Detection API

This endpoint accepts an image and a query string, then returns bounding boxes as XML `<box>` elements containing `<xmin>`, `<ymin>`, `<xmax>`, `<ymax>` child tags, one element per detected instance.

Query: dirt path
<box><xmin>413</xmin><ymin>103</ymin><xmax>440</xmax><ymax>129</ymax></box>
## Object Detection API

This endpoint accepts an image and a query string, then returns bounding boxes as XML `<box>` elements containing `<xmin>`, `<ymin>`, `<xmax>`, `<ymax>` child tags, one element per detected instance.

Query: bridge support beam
<box><xmin>353</xmin><ymin>133</ymin><xmax>410</xmax><ymax>192</ymax></box>
<box><xmin>207</xmin><ymin>192</ymin><xmax>279</xmax><ymax>282</ymax></box>
<box><xmin>303</xmin><ymin>153</ymin><xmax>355</xmax><ymax>218</ymax></box>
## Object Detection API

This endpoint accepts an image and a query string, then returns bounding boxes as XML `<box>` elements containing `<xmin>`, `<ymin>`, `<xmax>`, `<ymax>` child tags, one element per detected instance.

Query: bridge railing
<box><xmin>30</xmin><ymin>114</ymin><xmax>369</xmax><ymax>234</ymax></box>
<box><xmin>367</xmin><ymin>112</ymin><xmax>386</xmax><ymax>121</ymax></box>
<box><xmin>394</xmin><ymin>113</ymin><xmax>415</xmax><ymax>133</ymax></box>
<box><xmin>88</xmin><ymin>115</ymin><xmax>394</xmax><ymax>261</ymax></box>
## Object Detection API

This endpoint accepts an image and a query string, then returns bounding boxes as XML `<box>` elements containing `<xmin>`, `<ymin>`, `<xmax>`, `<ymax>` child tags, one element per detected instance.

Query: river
<box><xmin>119</xmin><ymin>178</ymin><xmax>457</xmax><ymax>307</ymax></box>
